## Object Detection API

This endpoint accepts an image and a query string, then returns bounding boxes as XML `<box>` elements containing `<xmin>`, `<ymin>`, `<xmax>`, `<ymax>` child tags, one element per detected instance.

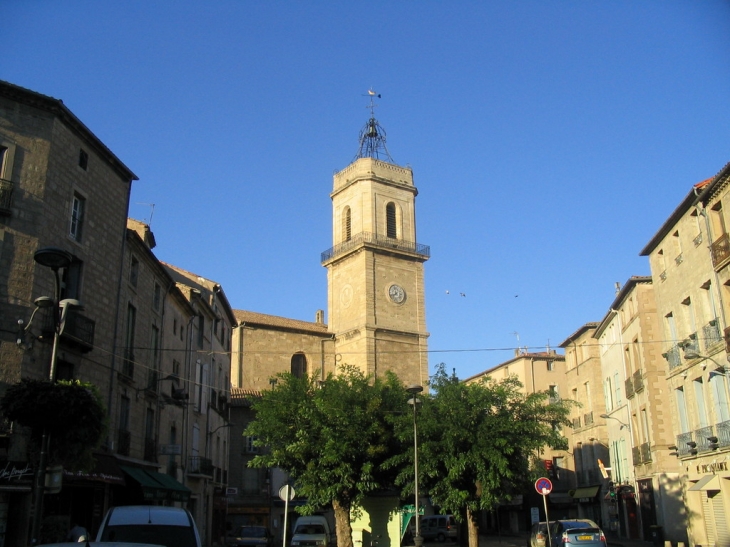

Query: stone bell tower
<box><xmin>321</xmin><ymin>94</ymin><xmax>429</xmax><ymax>386</ymax></box>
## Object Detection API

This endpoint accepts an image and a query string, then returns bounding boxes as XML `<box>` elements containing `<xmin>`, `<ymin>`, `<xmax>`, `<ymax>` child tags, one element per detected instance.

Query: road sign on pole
<box><xmin>535</xmin><ymin>477</ymin><xmax>553</xmax><ymax>495</ymax></box>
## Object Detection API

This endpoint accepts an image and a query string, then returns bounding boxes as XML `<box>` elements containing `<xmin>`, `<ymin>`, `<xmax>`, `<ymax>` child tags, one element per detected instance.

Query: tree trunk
<box><xmin>466</xmin><ymin>507</ymin><xmax>480</xmax><ymax>547</ymax></box>
<box><xmin>333</xmin><ymin>498</ymin><xmax>353</xmax><ymax>547</ymax></box>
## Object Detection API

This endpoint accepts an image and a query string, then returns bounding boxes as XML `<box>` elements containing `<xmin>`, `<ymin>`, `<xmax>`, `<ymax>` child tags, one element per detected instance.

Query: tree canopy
<box><xmin>389</xmin><ymin>364</ymin><xmax>574</xmax><ymax>547</ymax></box>
<box><xmin>245</xmin><ymin>366</ymin><xmax>408</xmax><ymax>547</ymax></box>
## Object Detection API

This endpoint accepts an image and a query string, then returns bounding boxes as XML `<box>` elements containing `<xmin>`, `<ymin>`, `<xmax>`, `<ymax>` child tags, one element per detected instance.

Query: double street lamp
<box><xmin>30</xmin><ymin>247</ymin><xmax>81</xmax><ymax>545</ymax></box>
<box><xmin>406</xmin><ymin>384</ymin><xmax>423</xmax><ymax>547</ymax></box>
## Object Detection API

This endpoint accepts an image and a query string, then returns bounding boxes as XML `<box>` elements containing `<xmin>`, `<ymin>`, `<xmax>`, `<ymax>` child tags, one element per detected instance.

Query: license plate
<box><xmin>577</xmin><ymin>535</ymin><xmax>593</xmax><ymax>541</ymax></box>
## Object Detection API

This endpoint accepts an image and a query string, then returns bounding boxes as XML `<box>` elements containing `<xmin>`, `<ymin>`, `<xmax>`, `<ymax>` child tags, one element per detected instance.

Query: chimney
<box><xmin>315</xmin><ymin>310</ymin><xmax>324</xmax><ymax>324</ymax></box>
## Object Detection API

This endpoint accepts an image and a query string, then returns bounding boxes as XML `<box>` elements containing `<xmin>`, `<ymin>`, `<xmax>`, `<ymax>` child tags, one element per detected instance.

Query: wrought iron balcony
<box><xmin>695</xmin><ymin>426</ymin><xmax>715</xmax><ymax>453</ymax></box>
<box><xmin>625</xmin><ymin>376</ymin><xmax>635</xmax><ymax>399</ymax></box>
<box><xmin>321</xmin><ymin>231</ymin><xmax>430</xmax><ymax>264</ymax></box>
<box><xmin>662</xmin><ymin>345</ymin><xmax>681</xmax><ymax>370</ymax></box>
<box><xmin>633</xmin><ymin>370</ymin><xmax>644</xmax><ymax>393</ymax></box>
<box><xmin>702</xmin><ymin>319</ymin><xmax>722</xmax><ymax>350</ymax></box>
<box><xmin>40</xmin><ymin>307</ymin><xmax>95</xmax><ymax>353</ymax></box>
<box><xmin>632</xmin><ymin>446</ymin><xmax>642</xmax><ymax>466</ymax></box>
<box><xmin>584</xmin><ymin>412</ymin><xmax>594</xmax><ymax>426</ymax></box>
<box><xmin>0</xmin><ymin>178</ymin><xmax>13</xmax><ymax>215</ymax></box>
<box><xmin>717</xmin><ymin>420</ymin><xmax>730</xmax><ymax>448</ymax></box>
<box><xmin>681</xmin><ymin>333</ymin><xmax>700</xmax><ymax>359</ymax></box>
<box><xmin>676</xmin><ymin>432</ymin><xmax>694</xmax><ymax>457</ymax></box>
<box><xmin>572</xmin><ymin>417</ymin><xmax>581</xmax><ymax>429</ymax></box>
<box><xmin>711</xmin><ymin>232</ymin><xmax>730</xmax><ymax>269</ymax></box>
<box><xmin>189</xmin><ymin>456</ymin><xmax>214</xmax><ymax>476</ymax></box>
<box><xmin>639</xmin><ymin>442</ymin><xmax>651</xmax><ymax>463</ymax></box>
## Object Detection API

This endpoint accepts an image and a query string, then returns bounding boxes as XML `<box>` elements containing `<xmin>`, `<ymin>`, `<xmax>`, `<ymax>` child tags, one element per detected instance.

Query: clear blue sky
<box><xmin>5</xmin><ymin>1</ymin><xmax>730</xmax><ymax>380</ymax></box>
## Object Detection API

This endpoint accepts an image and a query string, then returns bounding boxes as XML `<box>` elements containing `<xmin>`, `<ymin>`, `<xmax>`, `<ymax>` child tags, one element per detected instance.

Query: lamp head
<box><xmin>34</xmin><ymin>296</ymin><xmax>54</xmax><ymax>308</ymax></box>
<box><xmin>406</xmin><ymin>384</ymin><xmax>423</xmax><ymax>395</ymax></box>
<box><xmin>34</xmin><ymin>247</ymin><xmax>72</xmax><ymax>270</ymax></box>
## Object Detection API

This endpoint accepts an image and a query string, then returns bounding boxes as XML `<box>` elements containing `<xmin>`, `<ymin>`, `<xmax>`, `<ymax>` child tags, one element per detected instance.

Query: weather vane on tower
<box><xmin>355</xmin><ymin>89</ymin><xmax>394</xmax><ymax>163</ymax></box>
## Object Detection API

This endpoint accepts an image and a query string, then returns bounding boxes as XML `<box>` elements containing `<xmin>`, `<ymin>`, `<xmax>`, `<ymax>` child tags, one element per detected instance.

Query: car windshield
<box><xmin>295</xmin><ymin>525</ymin><xmax>325</xmax><ymax>534</ymax></box>
<box><xmin>99</xmin><ymin>524</ymin><xmax>198</xmax><ymax>547</ymax></box>
<box><xmin>239</xmin><ymin>527</ymin><xmax>267</xmax><ymax>537</ymax></box>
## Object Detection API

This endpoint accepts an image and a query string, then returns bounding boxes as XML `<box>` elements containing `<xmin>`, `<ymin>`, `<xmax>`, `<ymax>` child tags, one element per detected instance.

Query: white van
<box><xmin>290</xmin><ymin>515</ymin><xmax>332</xmax><ymax>547</ymax></box>
<box><xmin>96</xmin><ymin>505</ymin><xmax>201</xmax><ymax>547</ymax></box>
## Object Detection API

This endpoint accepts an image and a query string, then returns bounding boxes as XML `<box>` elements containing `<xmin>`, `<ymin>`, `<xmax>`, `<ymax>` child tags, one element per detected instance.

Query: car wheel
<box><xmin>437</xmin><ymin>533</ymin><xmax>446</xmax><ymax>542</ymax></box>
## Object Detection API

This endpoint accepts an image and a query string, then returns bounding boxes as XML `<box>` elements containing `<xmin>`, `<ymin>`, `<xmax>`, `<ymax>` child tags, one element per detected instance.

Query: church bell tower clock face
<box><xmin>321</xmin><ymin>100</ymin><xmax>430</xmax><ymax>387</ymax></box>
<box><xmin>388</xmin><ymin>284</ymin><xmax>406</xmax><ymax>304</ymax></box>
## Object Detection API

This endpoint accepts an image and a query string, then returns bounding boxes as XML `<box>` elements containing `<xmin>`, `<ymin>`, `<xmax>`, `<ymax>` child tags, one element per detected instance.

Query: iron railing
<box><xmin>572</xmin><ymin>417</ymin><xmax>581</xmax><ymax>429</ymax></box>
<box><xmin>639</xmin><ymin>442</ymin><xmax>651</xmax><ymax>463</ymax></box>
<box><xmin>695</xmin><ymin>426</ymin><xmax>715</xmax><ymax>453</ymax></box>
<box><xmin>663</xmin><ymin>345</ymin><xmax>681</xmax><ymax>370</ymax></box>
<box><xmin>321</xmin><ymin>231</ymin><xmax>430</xmax><ymax>263</ymax></box>
<box><xmin>632</xmin><ymin>446</ymin><xmax>642</xmax><ymax>466</ymax></box>
<box><xmin>717</xmin><ymin>420</ymin><xmax>730</xmax><ymax>448</ymax></box>
<box><xmin>625</xmin><ymin>376</ymin><xmax>635</xmax><ymax>399</ymax></box>
<box><xmin>676</xmin><ymin>431</ymin><xmax>693</xmax><ymax>457</ymax></box>
<box><xmin>711</xmin><ymin>232</ymin><xmax>730</xmax><ymax>269</ymax></box>
<box><xmin>702</xmin><ymin>319</ymin><xmax>722</xmax><ymax>350</ymax></box>
<box><xmin>584</xmin><ymin>412</ymin><xmax>594</xmax><ymax>426</ymax></box>
<box><xmin>189</xmin><ymin>456</ymin><xmax>214</xmax><ymax>476</ymax></box>
<box><xmin>633</xmin><ymin>370</ymin><xmax>644</xmax><ymax>393</ymax></box>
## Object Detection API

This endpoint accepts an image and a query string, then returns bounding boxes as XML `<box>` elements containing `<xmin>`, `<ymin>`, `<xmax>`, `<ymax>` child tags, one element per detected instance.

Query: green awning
<box><xmin>147</xmin><ymin>470</ymin><xmax>191</xmax><ymax>502</ymax></box>
<box><xmin>120</xmin><ymin>466</ymin><xmax>169</xmax><ymax>502</ymax></box>
<box><xmin>572</xmin><ymin>486</ymin><xmax>600</xmax><ymax>499</ymax></box>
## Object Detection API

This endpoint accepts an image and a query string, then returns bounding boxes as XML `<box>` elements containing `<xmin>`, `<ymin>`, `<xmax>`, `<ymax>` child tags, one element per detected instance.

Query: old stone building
<box><xmin>0</xmin><ymin>79</ymin><xmax>137</xmax><ymax>545</ymax></box>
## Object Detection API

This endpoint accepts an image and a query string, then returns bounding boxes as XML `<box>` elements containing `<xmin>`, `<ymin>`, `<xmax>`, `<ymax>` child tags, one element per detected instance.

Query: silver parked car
<box><xmin>549</xmin><ymin>520</ymin><xmax>606</xmax><ymax>547</ymax></box>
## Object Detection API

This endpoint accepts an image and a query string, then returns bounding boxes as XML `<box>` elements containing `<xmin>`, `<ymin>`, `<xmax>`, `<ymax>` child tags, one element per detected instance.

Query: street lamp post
<box><xmin>30</xmin><ymin>247</ymin><xmax>73</xmax><ymax>545</ymax></box>
<box><xmin>406</xmin><ymin>384</ymin><xmax>423</xmax><ymax>547</ymax></box>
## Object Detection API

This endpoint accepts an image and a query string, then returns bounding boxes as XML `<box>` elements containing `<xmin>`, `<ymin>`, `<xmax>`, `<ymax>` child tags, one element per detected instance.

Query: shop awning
<box><xmin>572</xmin><ymin>486</ymin><xmax>600</xmax><ymax>499</ymax></box>
<box><xmin>64</xmin><ymin>453</ymin><xmax>126</xmax><ymax>485</ymax></box>
<box><xmin>121</xmin><ymin>466</ymin><xmax>176</xmax><ymax>502</ymax></box>
<box><xmin>147</xmin><ymin>469</ymin><xmax>191</xmax><ymax>502</ymax></box>
<box><xmin>688</xmin><ymin>475</ymin><xmax>720</xmax><ymax>491</ymax></box>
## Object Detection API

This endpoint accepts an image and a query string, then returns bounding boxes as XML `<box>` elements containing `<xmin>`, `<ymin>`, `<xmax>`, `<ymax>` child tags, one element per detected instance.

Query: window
<box><xmin>710</xmin><ymin>370</ymin><xmax>730</xmax><ymax>423</ymax></box>
<box><xmin>386</xmin><ymin>202</ymin><xmax>397</xmax><ymax>239</ymax></box>
<box><xmin>60</xmin><ymin>258</ymin><xmax>83</xmax><ymax>300</ymax></box>
<box><xmin>604</xmin><ymin>376</ymin><xmax>614</xmax><ymax>412</ymax></box>
<box><xmin>547</xmin><ymin>360</ymin><xmax>555</xmax><ymax>371</ymax></box>
<box><xmin>614</xmin><ymin>372</ymin><xmax>622</xmax><ymax>405</ymax></box>
<box><xmin>710</xmin><ymin>201</ymin><xmax>727</xmax><ymax>239</ymax></box>
<box><xmin>173</xmin><ymin>318</ymin><xmax>178</xmax><ymax>336</ymax></box>
<box><xmin>245</xmin><ymin>436</ymin><xmax>259</xmax><ymax>453</ymax></box>
<box><xmin>78</xmin><ymin>149</ymin><xmax>88</xmax><ymax>170</ymax></box>
<box><xmin>149</xmin><ymin>326</ymin><xmax>160</xmax><ymax>387</ymax></box>
<box><xmin>291</xmin><ymin>353</ymin><xmax>306</xmax><ymax>378</ymax></box>
<box><xmin>675</xmin><ymin>386</ymin><xmax>689</xmax><ymax>434</ymax></box>
<box><xmin>153</xmin><ymin>282</ymin><xmax>161</xmax><ymax>310</ymax></box>
<box><xmin>197</xmin><ymin>315</ymin><xmax>205</xmax><ymax>348</ymax></box>
<box><xmin>343</xmin><ymin>206</ymin><xmax>352</xmax><ymax>241</ymax></box>
<box><xmin>172</xmin><ymin>359</ymin><xmax>181</xmax><ymax>377</ymax></box>
<box><xmin>548</xmin><ymin>385</ymin><xmax>559</xmax><ymax>402</ymax></box>
<box><xmin>130</xmin><ymin>256</ymin><xmax>139</xmax><ymax>287</ymax></box>
<box><xmin>0</xmin><ymin>142</ymin><xmax>15</xmax><ymax>180</ymax></box>
<box><xmin>70</xmin><ymin>192</ymin><xmax>85</xmax><ymax>241</ymax></box>
<box><xmin>123</xmin><ymin>304</ymin><xmax>136</xmax><ymax>377</ymax></box>
<box><xmin>694</xmin><ymin>377</ymin><xmax>709</xmax><ymax>428</ymax></box>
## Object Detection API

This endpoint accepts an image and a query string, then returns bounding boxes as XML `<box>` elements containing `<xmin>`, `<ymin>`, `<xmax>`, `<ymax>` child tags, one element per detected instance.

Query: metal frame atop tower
<box><xmin>355</xmin><ymin>90</ymin><xmax>394</xmax><ymax>163</ymax></box>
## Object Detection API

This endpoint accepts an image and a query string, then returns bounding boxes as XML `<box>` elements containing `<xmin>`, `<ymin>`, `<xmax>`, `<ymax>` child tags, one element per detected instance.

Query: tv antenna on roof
<box><xmin>136</xmin><ymin>202</ymin><xmax>156</xmax><ymax>227</ymax></box>
<box><xmin>354</xmin><ymin>89</ymin><xmax>394</xmax><ymax>163</ymax></box>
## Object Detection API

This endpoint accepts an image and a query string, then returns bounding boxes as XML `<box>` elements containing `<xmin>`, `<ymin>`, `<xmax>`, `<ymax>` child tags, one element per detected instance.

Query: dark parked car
<box><xmin>227</xmin><ymin>526</ymin><xmax>273</xmax><ymax>547</ymax></box>
<box><xmin>549</xmin><ymin>520</ymin><xmax>606</xmax><ymax>547</ymax></box>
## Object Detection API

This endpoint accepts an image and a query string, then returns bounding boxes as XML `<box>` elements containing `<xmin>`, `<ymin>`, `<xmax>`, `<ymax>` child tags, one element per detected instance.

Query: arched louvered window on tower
<box><xmin>386</xmin><ymin>202</ymin><xmax>397</xmax><ymax>239</ymax></box>
<box><xmin>343</xmin><ymin>206</ymin><xmax>352</xmax><ymax>242</ymax></box>
<box><xmin>291</xmin><ymin>353</ymin><xmax>307</xmax><ymax>379</ymax></box>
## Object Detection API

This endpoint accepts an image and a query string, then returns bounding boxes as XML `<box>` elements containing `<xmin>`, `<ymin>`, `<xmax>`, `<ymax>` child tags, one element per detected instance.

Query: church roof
<box><xmin>230</xmin><ymin>387</ymin><xmax>262</xmax><ymax>407</ymax></box>
<box><xmin>233</xmin><ymin>309</ymin><xmax>329</xmax><ymax>335</ymax></box>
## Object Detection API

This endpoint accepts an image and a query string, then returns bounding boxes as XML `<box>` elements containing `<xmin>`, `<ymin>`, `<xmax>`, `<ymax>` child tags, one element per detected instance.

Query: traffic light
<box><xmin>608</xmin><ymin>482</ymin><xmax>617</xmax><ymax>501</ymax></box>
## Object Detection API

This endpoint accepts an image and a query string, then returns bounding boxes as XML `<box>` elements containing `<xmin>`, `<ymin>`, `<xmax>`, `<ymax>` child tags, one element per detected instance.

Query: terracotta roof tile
<box><xmin>234</xmin><ymin>309</ymin><xmax>329</xmax><ymax>334</ymax></box>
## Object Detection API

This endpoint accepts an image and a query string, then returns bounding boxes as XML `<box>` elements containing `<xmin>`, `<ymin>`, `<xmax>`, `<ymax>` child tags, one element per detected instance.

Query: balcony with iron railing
<box><xmin>41</xmin><ymin>307</ymin><xmax>95</xmax><ymax>353</ymax></box>
<box><xmin>702</xmin><ymin>319</ymin><xmax>722</xmax><ymax>350</ymax></box>
<box><xmin>633</xmin><ymin>370</ymin><xmax>644</xmax><ymax>393</ymax></box>
<box><xmin>676</xmin><ymin>432</ymin><xmax>693</xmax><ymax>457</ymax></box>
<box><xmin>584</xmin><ymin>412</ymin><xmax>594</xmax><ymax>427</ymax></box>
<box><xmin>321</xmin><ymin>231</ymin><xmax>430</xmax><ymax>264</ymax></box>
<box><xmin>711</xmin><ymin>232</ymin><xmax>730</xmax><ymax>269</ymax></box>
<box><xmin>695</xmin><ymin>425</ymin><xmax>716</xmax><ymax>453</ymax></box>
<box><xmin>639</xmin><ymin>442</ymin><xmax>651</xmax><ymax>463</ymax></box>
<box><xmin>632</xmin><ymin>446</ymin><xmax>642</xmax><ymax>466</ymax></box>
<box><xmin>572</xmin><ymin>417</ymin><xmax>581</xmax><ymax>429</ymax></box>
<box><xmin>188</xmin><ymin>456</ymin><xmax>214</xmax><ymax>476</ymax></box>
<box><xmin>625</xmin><ymin>376</ymin><xmax>635</xmax><ymax>399</ymax></box>
<box><xmin>0</xmin><ymin>179</ymin><xmax>13</xmax><ymax>215</ymax></box>
<box><xmin>662</xmin><ymin>345</ymin><xmax>682</xmax><ymax>370</ymax></box>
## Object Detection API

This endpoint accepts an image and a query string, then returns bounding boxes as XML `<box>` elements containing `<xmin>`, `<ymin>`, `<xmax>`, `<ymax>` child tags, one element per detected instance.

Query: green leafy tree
<box><xmin>245</xmin><ymin>366</ymin><xmax>407</xmax><ymax>547</ymax></box>
<box><xmin>1</xmin><ymin>378</ymin><xmax>108</xmax><ymax>471</ymax></box>
<box><xmin>391</xmin><ymin>364</ymin><xmax>573</xmax><ymax>547</ymax></box>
